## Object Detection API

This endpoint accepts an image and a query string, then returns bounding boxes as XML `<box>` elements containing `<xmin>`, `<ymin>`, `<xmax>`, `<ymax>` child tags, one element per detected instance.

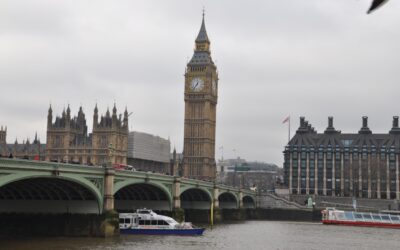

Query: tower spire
<box><xmin>195</xmin><ymin>10</ymin><xmax>210</xmax><ymax>44</ymax></box>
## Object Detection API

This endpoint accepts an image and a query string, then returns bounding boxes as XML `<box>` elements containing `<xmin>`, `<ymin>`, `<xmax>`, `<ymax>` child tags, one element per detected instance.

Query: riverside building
<box><xmin>284</xmin><ymin>116</ymin><xmax>400</xmax><ymax>200</ymax></box>
<box><xmin>127</xmin><ymin>131</ymin><xmax>170</xmax><ymax>173</ymax></box>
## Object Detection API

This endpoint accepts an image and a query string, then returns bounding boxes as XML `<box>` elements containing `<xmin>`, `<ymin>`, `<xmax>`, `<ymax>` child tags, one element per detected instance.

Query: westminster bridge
<box><xmin>0</xmin><ymin>158</ymin><xmax>256</xmax><ymax>215</ymax></box>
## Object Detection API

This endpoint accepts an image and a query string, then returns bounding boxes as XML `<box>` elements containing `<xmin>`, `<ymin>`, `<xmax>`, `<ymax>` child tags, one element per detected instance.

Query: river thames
<box><xmin>2</xmin><ymin>221</ymin><xmax>400</xmax><ymax>250</ymax></box>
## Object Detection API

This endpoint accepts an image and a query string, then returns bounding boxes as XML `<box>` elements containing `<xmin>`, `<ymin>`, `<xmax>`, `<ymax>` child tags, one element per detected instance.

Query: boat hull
<box><xmin>120</xmin><ymin>228</ymin><xmax>205</xmax><ymax>235</ymax></box>
<box><xmin>322</xmin><ymin>220</ymin><xmax>400</xmax><ymax>229</ymax></box>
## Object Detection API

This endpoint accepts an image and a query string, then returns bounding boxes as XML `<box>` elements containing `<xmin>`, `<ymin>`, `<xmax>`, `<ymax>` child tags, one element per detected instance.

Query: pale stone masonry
<box><xmin>284</xmin><ymin>116</ymin><xmax>400</xmax><ymax>200</ymax></box>
<box><xmin>45</xmin><ymin>104</ymin><xmax>128</xmax><ymax>166</ymax></box>
<box><xmin>183</xmin><ymin>14</ymin><xmax>218</xmax><ymax>180</ymax></box>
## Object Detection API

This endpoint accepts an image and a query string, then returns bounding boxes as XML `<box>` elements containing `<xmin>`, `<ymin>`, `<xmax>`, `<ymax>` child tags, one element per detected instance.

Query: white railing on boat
<box><xmin>325</xmin><ymin>209</ymin><xmax>400</xmax><ymax>224</ymax></box>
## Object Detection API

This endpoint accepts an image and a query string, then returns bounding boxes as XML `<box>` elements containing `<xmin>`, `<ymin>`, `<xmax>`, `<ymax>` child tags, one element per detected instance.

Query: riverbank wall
<box><xmin>0</xmin><ymin>212</ymin><xmax>119</xmax><ymax>239</ymax></box>
<box><xmin>246</xmin><ymin>208</ymin><xmax>321</xmax><ymax>221</ymax></box>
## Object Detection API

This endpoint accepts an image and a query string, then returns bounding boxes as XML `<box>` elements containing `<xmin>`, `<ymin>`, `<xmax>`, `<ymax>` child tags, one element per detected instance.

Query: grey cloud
<box><xmin>1</xmin><ymin>0</ymin><xmax>400</xmax><ymax>166</ymax></box>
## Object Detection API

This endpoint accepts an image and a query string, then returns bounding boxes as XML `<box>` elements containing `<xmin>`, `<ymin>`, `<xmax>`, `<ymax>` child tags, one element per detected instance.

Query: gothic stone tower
<box><xmin>45</xmin><ymin>104</ymin><xmax>128</xmax><ymax>165</ymax></box>
<box><xmin>183</xmin><ymin>14</ymin><xmax>218</xmax><ymax>180</ymax></box>
<box><xmin>92</xmin><ymin>104</ymin><xmax>129</xmax><ymax>165</ymax></box>
<box><xmin>0</xmin><ymin>126</ymin><xmax>6</xmax><ymax>156</ymax></box>
<box><xmin>0</xmin><ymin>126</ymin><xmax>6</xmax><ymax>145</ymax></box>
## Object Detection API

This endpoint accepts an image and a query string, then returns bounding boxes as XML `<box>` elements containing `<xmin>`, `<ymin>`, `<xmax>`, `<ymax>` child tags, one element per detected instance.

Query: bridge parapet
<box><xmin>0</xmin><ymin>158</ymin><xmax>258</xmax><ymax>213</ymax></box>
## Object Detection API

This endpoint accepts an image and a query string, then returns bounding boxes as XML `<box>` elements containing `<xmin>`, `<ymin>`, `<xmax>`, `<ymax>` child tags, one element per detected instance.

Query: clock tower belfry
<box><xmin>183</xmin><ymin>13</ymin><xmax>218</xmax><ymax>180</ymax></box>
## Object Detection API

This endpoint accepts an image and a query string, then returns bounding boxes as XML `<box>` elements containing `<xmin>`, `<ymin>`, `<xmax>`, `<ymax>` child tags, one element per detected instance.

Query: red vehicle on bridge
<box><xmin>112</xmin><ymin>164</ymin><xmax>135</xmax><ymax>171</ymax></box>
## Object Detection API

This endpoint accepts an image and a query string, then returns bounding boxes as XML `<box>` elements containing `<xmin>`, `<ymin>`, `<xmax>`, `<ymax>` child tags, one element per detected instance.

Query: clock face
<box><xmin>190</xmin><ymin>77</ymin><xmax>204</xmax><ymax>92</ymax></box>
<box><xmin>212</xmin><ymin>80</ymin><xmax>217</xmax><ymax>95</ymax></box>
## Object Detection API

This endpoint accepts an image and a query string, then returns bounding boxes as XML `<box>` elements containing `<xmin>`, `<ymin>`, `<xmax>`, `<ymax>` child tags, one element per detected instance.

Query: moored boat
<box><xmin>119</xmin><ymin>209</ymin><xmax>205</xmax><ymax>235</ymax></box>
<box><xmin>322</xmin><ymin>207</ymin><xmax>400</xmax><ymax>229</ymax></box>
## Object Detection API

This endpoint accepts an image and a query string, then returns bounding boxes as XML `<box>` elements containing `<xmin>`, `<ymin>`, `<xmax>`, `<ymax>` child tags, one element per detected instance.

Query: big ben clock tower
<box><xmin>183</xmin><ymin>13</ymin><xmax>218</xmax><ymax>180</ymax></box>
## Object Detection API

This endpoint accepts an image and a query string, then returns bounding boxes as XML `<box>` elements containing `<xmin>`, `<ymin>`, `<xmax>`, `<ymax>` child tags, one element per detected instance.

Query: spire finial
<box><xmin>202</xmin><ymin>6</ymin><xmax>205</xmax><ymax>18</ymax></box>
<box><xmin>195</xmin><ymin>8</ymin><xmax>209</xmax><ymax>44</ymax></box>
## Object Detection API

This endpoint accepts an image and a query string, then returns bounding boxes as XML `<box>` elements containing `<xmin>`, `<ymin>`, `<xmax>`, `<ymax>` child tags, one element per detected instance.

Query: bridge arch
<box><xmin>0</xmin><ymin>174</ymin><xmax>103</xmax><ymax>214</ymax></box>
<box><xmin>243</xmin><ymin>195</ymin><xmax>256</xmax><ymax>208</ymax></box>
<box><xmin>180</xmin><ymin>187</ymin><xmax>212</xmax><ymax>210</ymax></box>
<box><xmin>114</xmin><ymin>180</ymin><xmax>172</xmax><ymax>211</ymax></box>
<box><xmin>218</xmin><ymin>192</ymin><xmax>239</xmax><ymax>209</ymax></box>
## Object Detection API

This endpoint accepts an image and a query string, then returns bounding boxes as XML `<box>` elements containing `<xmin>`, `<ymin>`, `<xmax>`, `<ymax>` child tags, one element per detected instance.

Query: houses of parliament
<box><xmin>45</xmin><ymin>104</ymin><xmax>128</xmax><ymax>165</ymax></box>
<box><xmin>1</xmin><ymin>104</ymin><xmax>128</xmax><ymax>166</ymax></box>
<box><xmin>1</xmin><ymin>14</ymin><xmax>219</xmax><ymax>180</ymax></box>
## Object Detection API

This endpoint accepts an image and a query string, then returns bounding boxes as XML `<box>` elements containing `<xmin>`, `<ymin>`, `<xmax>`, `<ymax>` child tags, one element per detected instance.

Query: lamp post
<box><xmin>107</xmin><ymin>143</ymin><xmax>115</xmax><ymax>169</ymax></box>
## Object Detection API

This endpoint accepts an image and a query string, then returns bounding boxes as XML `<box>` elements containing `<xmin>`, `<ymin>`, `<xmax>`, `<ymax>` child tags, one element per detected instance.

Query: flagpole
<box><xmin>288</xmin><ymin>116</ymin><xmax>291</xmax><ymax>144</ymax></box>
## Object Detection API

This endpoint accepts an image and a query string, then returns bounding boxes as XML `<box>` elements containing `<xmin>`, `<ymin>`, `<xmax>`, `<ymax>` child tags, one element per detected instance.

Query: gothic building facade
<box><xmin>182</xmin><ymin>14</ymin><xmax>218</xmax><ymax>180</ymax></box>
<box><xmin>284</xmin><ymin>116</ymin><xmax>400</xmax><ymax>200</ymax></box>
<box><xmin>0</xmin><ymin>126</ymin><xmax>46</xmax><ymax>160</ymax></box>
<box><xmin>45</xmin><ymin>104</ymin><xmax>128</xmax><ymax>165</ymax></box>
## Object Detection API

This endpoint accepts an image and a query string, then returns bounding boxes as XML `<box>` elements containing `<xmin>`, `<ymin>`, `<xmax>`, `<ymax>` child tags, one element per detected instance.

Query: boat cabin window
<box><xmin>158</xmin><ymin>220</ymin><xmax>169</xmax><ymax>225</ymax></box>
<box><xmin>120</xmin><ymin>218</ymin><xmax>132</xmax><ymax>224</ymax></box>
<box><xmin>372</xmin><ymin>215</ymin><xmax>381</xmax><ymax>221</ymax></box>
<box><xmin>139</xmin><ymin>220</ymin><xmax>145</xmax><ymax>225</ymax></box>
<box><xmin>362</xmin><ymin>214</ymin><xmax>372</xmax><ymax>220</ymax></box>
<box><xmin>390</xmin><ymin>215</ymin><xmax>399</xmax><ymax>221</ymax></box>
<box><xmin>354</xmin><ymin>213</ymin><xmax>363</xmax><ymax>220</ymax></box>
<box><xmin>138</xmin><ymin>210</ymin><xmax>151</xmax><ymax>214</ymax></box>
<box><xmin>151</xmin><ymin>220</ymin><xmax>157</xmax><ymax>225</ymax></box>
<box><xmin>381</xmin><ymin>215</ymin><xmax>390</xmax><ymax>221</ymax></box>
<box><xmin>344</xmin><ymin>212</ymin><xmax>354</xmax><ymax>220</ymax></box>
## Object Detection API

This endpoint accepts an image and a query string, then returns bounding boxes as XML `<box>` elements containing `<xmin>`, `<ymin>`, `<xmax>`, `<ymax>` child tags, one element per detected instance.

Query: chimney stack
<box><xmin>393</xmin><ymin>116</ymin><xmax>399</xmax><ymax>128</ymax></box>
<box><xmin>324</xmin><ymin>116</ymin><xmax>339</xmax><ymax>134</ymax></box>
<box><xmin>390</xmin><ymin>116</ymin><xmax>400</xmax><ymax>134</ymax></box>
<box><xmin>328</xmin><ymin>117</ymin><xmax>333</xmax><ymax>128</ymax></box>
<box><xmin>362</xmin><ymin>116</ymin><xmax>368</xmax><ymax>128</ymax></box>
<box><xmin>300</xmin><ymin>117</ymin><xmax>305</xmax><ymax>128</ymax></box>
<box><xmin>359</xmin><ymin>116</ymin><xmax>372</xmax><ymax>134</ymax></box>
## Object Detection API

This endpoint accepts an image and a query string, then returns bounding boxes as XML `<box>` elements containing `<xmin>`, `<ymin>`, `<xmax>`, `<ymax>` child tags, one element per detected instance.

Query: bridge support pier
<box><xmin>101</xmin><ymin>167</ymin><xmax>119</xmax><ymax>237</ymax></box>
<box><xmin>171</xmin><ymin>177</ymin><xmax>185</xmax><ymax>222</ymax></box>
<box><xmin>104</xmin><ymin>167</ymin><xmax>115</xmax><ymax>211</ymax></box>
<box><xmin>212</xmin><ymin>185</ymin><xmax>222</xmax><ymax>223</ymax></box>
<box><xmin>239</xmin><ymin>190</ymin><xmax>244</xmax><ymax>209</ymax></box>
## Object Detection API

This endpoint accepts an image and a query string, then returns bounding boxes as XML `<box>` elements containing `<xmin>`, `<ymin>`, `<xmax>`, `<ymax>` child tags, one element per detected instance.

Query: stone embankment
<box><xmin>258</xmin><ymin>193</ymin><xmax>305</xmax><ymax>209</ymax></box>
<box><xmin>290</xmin><ymin>194</ymin><xmax>400</xmax><ymax>211</ymax></box>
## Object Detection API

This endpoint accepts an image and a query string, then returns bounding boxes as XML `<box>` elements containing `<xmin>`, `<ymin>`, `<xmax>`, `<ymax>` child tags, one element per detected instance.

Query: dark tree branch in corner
<box><xmin>367</xmin><ymin>0</ymin><xmax>389</xmax><ymax>14</ymax></box>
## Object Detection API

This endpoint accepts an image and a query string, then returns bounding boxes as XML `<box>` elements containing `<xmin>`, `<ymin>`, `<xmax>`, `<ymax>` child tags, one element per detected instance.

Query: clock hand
<box><xmin>194</xmin><ymin>82</ymin><xmax>199</xmax><ymax>89</ymax></box>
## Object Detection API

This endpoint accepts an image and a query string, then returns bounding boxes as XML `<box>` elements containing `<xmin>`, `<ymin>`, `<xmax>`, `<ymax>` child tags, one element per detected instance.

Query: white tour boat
<box><xmin>322</xmin><ymin>207</ymin><xmax>400</xmax><ymax>229</ymax></box>
<box><xmin>119</xmin><ymin>209</ymin><xmax>205</xmax><ymax>235</ymax></box>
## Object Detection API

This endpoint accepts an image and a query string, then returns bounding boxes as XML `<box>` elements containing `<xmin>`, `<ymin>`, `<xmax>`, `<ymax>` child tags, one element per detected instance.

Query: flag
<box><xmin>282</xmin><ymin>116</ymin><xmax>290</xmax><ymax>124</ymax></box>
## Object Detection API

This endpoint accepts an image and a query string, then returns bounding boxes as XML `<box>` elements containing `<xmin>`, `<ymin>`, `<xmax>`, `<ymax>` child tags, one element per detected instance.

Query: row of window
<box><xmin>290</xmin><ymin>152</ymin><xmax>397</xmax><ymax>160</ymax></box>
<box><xmin>119</xmin><ymin>218</ymin><xmax>170</xmax><ymax>226</ymax></box>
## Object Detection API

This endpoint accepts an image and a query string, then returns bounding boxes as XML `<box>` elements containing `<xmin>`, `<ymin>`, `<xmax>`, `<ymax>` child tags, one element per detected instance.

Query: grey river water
<box><xmin>1</xmin><ymin>221</ymin><xmax>400</xmax><ymax>250</ymax></box>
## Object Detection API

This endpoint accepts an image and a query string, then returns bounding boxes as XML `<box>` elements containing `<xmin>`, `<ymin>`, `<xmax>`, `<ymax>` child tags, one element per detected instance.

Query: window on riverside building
<box><xmin>371</xmin><ymin>146</ymin><xmax>376</xmax><ymax>158</ymax></box>
<box><xmin>343</xmin><ymin>140</ymin><xmax>353</xmax><ymax>147</ymax></box>
<box><xmin>318</xmin><ymin>152</ymin><xmax>324</xmax><ymax>159</ymax></box>
<box><xmin>353</xmin><ymin>151</ymin><xmax>359</xmax><ymax>160</ymax></box>
<box><xmin>309</xmin><ymin>160</ymin><xmax>315</xmax><ymax>177</ymax></box>
<box><xmin>344</xmin><ymin>152</ymin><xmax>349</xmax><ymax>160</ymax></box>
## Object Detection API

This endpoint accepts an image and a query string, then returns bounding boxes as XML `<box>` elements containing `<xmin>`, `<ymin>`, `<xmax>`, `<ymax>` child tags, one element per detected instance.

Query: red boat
<box><xmin>322</xmin><ymin>208</ymin><xmax>400</xmax><ymax>229</ymax></box>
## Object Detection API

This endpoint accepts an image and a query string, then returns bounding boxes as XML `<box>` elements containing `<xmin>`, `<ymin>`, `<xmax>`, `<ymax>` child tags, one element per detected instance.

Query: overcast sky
<box><xmin>1</xmin><ymin>0</ymin><xmax>399</xmax><ymax>166</ymax></box>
